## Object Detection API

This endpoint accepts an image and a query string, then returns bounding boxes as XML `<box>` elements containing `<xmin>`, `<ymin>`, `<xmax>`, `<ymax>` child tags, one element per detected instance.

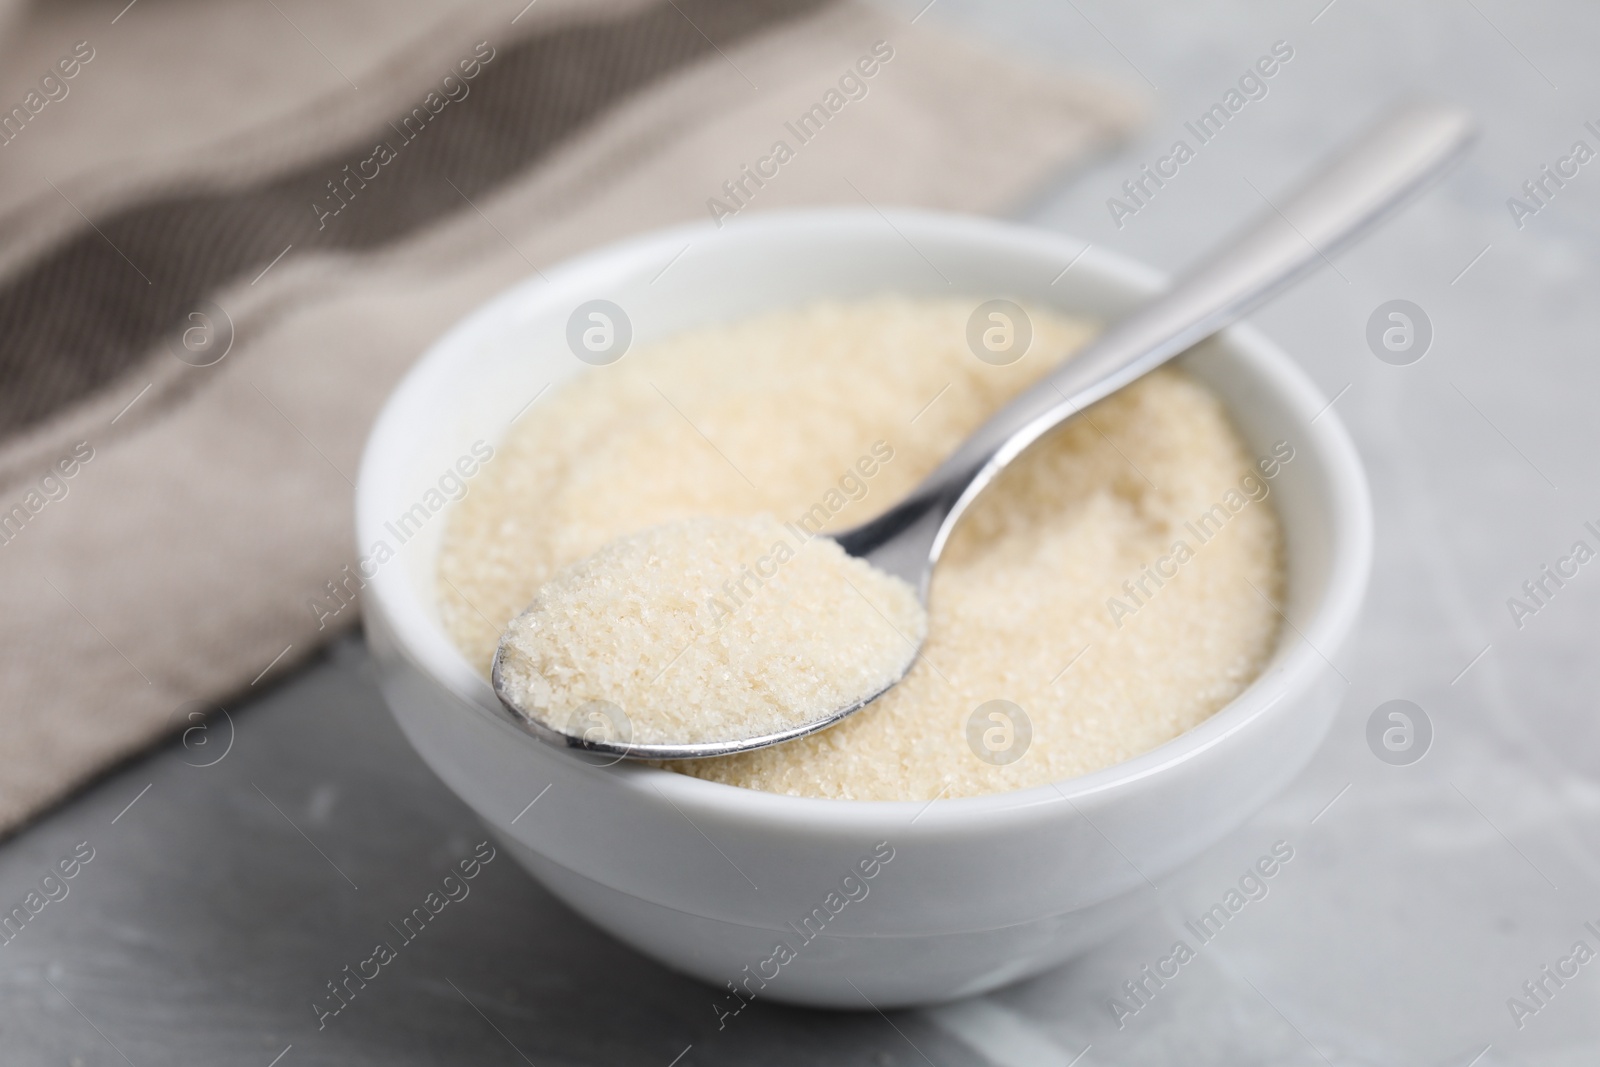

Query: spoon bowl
<box><xmin>358</xmin><ymin>203</ymin><xmax>1378</xmax><ymax>1006</ymax></box>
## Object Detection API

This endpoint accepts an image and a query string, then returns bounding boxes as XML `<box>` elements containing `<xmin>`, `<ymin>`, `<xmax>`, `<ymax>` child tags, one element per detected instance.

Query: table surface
<box><xmin>7</xmin><ymin>1</ymin><xmax>1600</xmax><ymax>1063</ymax></box>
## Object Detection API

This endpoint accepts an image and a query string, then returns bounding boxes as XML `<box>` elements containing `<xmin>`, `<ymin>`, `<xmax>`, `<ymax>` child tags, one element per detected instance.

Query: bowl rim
<box><xmin>357</xmin><ymin>206</ymin><xmax>1373</xmax><ymax>833</ymax></box>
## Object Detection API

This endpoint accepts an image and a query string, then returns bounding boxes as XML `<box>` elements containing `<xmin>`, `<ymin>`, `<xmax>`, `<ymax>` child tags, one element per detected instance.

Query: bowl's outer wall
<box><xmin>357</xmin><ymin>210</ymin><xmax>1371</xmax><ymax>1006</ymax></box>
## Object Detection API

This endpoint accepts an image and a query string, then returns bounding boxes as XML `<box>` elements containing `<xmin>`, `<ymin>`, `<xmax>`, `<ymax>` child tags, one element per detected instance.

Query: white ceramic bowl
<box><xmin>357</xmin><ymin>209</ymin><xmax>1371</xmax><ymax>1009</ymax></box>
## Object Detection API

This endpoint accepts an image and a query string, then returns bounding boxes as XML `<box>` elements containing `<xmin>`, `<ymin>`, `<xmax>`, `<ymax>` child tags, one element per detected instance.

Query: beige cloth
<box><xmin>0</xmin><ymin>0</ymin><xmax>1141</xmax><ymax>834</ymax></box>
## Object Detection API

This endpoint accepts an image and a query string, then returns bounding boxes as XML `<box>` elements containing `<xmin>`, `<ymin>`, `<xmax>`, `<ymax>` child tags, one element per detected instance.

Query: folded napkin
<box><xmin>0</xmin><ymin>0</ymin><xmax>1141</xmax><ymax>834</ymax></box>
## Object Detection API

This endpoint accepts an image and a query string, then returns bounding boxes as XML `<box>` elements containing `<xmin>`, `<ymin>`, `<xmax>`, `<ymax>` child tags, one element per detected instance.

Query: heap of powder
<box><xmin>493</xmin><ymin>515</ymin><xmax>927</xmax><ymax>746</ymax></box>
<box><xmin>438</xmin><ymin>296</ymin><xmax>1284</xmax><ymax>801</ymax></box>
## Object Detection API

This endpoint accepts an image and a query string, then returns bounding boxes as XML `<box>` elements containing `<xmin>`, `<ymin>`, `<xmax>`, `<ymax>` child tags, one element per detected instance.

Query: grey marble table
<box><xmin>7</xmin><ymin>0</ymin><xmax>1600</xmax><ymax>1063</ymax></box>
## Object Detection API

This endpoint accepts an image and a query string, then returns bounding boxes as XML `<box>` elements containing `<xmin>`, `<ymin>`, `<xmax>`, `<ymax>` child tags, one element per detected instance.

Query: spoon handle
<box><xmin>839</xmin><ymin>101</ymin><xmax>1475</xmax><ymax>592</ymax></box>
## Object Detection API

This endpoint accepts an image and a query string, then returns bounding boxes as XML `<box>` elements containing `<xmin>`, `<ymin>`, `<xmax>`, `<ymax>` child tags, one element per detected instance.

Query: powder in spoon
<box><xmin>493</xmin><ymin>515</ymin><xmax>927</xmax><ymax>747</ymax></box>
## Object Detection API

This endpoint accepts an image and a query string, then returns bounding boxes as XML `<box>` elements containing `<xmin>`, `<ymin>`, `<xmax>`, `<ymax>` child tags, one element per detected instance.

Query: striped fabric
<box><xmin>0</xmin><ymin>0</ymin><xmax>1138</xmax><ymax>833</ymax></box>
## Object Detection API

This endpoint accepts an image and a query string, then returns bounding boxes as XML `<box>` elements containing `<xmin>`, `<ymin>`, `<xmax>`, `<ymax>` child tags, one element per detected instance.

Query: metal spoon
<box><xmin>493</xmin><ymin>101</ymin><xmax>1475</xmax><ymax>762</ymax></box>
